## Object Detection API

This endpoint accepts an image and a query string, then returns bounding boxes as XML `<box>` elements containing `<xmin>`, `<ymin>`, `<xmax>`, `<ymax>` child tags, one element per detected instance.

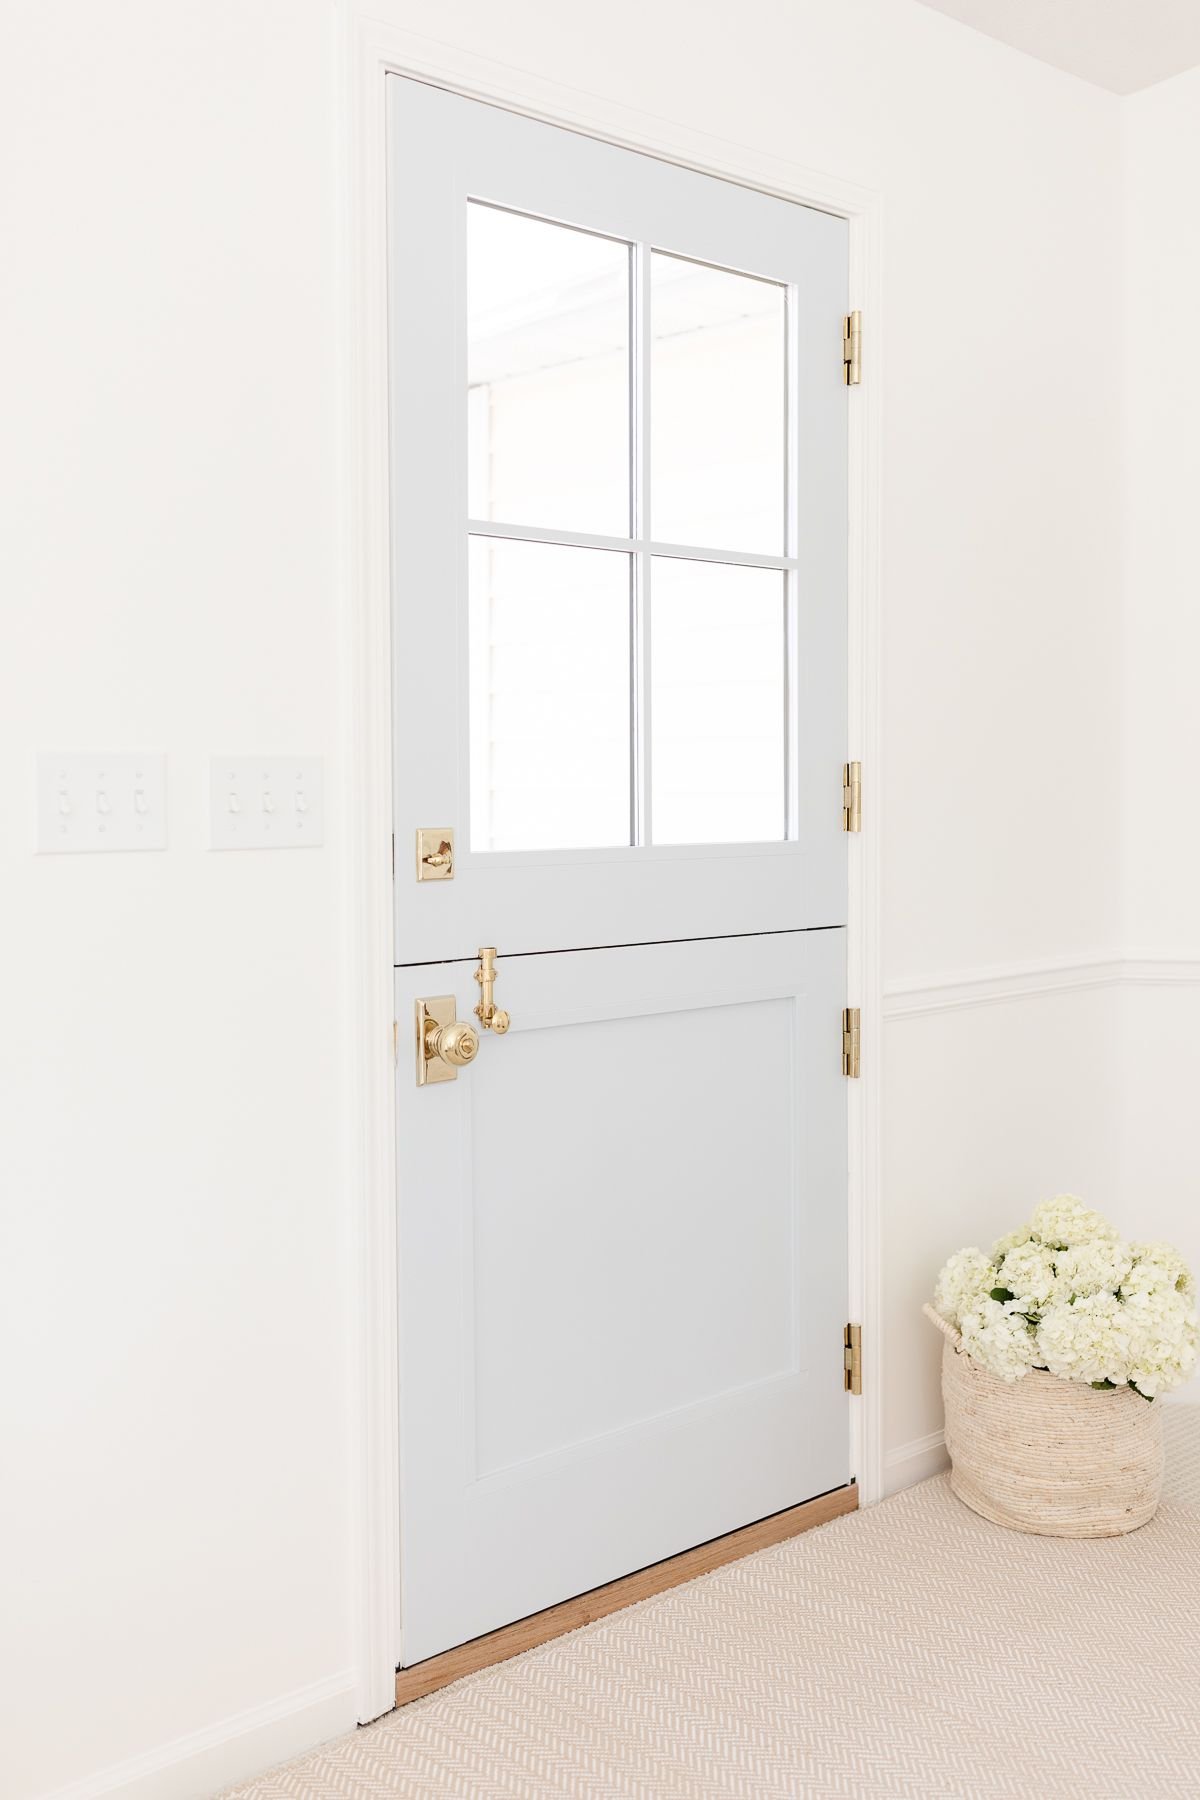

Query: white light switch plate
<box><xmin>36</xmin><ymin>753</ymin><xmax>167</xmax><ymax>853</ymax></box>
<box><xmin>210</xmin><ymin>757</ymin><xmax>324</xmax><ymax>849</ymax></box>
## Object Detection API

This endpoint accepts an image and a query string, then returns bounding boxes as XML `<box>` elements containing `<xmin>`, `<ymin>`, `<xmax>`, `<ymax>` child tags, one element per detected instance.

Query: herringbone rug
<box><xmin>223</xmin><ymin>1406</ymin><xmax>1200</xmax><ymax>1799</ymax></box>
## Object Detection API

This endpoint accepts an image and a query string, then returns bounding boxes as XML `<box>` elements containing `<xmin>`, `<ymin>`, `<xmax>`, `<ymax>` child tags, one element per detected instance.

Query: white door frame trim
<box><xmin>338</xmin><ymin>9</ymin><xmax>883</xmax><ymax>1724</ymax></box>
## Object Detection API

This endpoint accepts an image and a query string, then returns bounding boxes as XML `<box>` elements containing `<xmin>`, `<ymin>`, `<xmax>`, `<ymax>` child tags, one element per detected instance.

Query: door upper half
<box><xmin>389</xmin><ymin>79</ymin><xmax>848</xmax><ymax>963</ymax></box>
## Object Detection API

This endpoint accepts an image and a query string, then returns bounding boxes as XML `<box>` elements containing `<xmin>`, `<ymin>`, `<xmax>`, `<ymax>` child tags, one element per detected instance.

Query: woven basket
<box><xmin>923</xmin><ymin>1303</ymin><xmax>1164</xmax><ymax>1537</ymax></box>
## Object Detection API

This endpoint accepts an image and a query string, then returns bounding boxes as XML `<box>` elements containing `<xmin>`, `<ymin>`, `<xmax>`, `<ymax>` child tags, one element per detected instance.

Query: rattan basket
<box><xmin>923</xmin><ymin>1303</ymin><xmax>1164</xmax><ymax>1537</ymax></box>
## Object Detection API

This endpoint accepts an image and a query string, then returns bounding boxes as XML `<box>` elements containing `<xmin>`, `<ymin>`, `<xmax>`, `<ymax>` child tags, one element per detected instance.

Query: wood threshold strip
<box><xmin>394</xmin><ymin>1482</ymin><xmax>857</xmax><ymax>1708</ymax></box>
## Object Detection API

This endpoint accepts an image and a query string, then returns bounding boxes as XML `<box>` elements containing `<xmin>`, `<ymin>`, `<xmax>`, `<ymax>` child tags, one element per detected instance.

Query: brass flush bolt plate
<box><xmin>416</xmin><ymin>828</ymin><xmax>454</xmax><ymax>881</ymax></box>
<box><xmin>415</xmin><ymin>996</ymin><xmax>479</xmax><ymax>1086</ymax></box>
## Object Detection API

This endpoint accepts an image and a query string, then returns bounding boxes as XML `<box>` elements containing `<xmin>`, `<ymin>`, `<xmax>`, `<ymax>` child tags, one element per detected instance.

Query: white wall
<box><xmin>1</xmin><ymin>0</ymin><xmax>1132</xmax><ymax>1793</ymax></box>
<box><xmin>1118</xmin><ymin>64</ymin><xmax>1200</xmax><ymax>1322</ymax></box>
<box><xmin>0</xmin><ymin>4</ymin><xmax>355</xmax><ymax>1796</ymax></box>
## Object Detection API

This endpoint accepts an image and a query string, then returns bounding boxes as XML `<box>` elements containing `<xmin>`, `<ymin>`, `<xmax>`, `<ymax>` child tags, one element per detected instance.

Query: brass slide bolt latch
<box><xmin>474</xmin><ymin>946</ymin><xmax>511</xmax><ymax>1035</ymax></box>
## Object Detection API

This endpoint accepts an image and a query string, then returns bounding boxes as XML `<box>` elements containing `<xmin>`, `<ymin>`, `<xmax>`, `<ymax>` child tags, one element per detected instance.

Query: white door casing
<box><xmin>386</xmin><ymin>75</ymin><xmax>860</xmax><ymax>1669</ymax></box>
<box><xmin>341</xmin><ymin>20</ymin><xmax>881</xmax><ymax>1716</ymax></box>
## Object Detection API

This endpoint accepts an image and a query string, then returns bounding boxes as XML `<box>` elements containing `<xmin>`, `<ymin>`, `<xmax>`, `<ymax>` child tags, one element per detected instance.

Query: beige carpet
<box><xmin>224</xmin><ymin>1407</ymin><xmax>1200</xmax><ymax>1799</ymax></box>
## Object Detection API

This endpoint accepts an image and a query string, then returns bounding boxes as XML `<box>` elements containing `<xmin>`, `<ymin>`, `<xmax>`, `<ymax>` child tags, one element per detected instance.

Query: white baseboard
<box><xmin>882</xmin><ymin>1429</ymin><xmax>949</xmax><ymax>1496</ymax></box>
<box><xmin>34</xmin><ymin>1670</ymin><xmax>359</xmax><ymax>1800</ymax></box>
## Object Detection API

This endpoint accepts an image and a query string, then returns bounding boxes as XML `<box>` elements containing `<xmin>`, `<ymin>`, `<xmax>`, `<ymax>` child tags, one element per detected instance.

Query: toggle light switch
<box><xmin>210</xmin><ymin>757</ymin><xmax>323</xmax><ymax>850</ymax></box>
<box><xmin>36</xmin><ymin>754</ymin><xmax>167</xmax><ymax>853</ymax></box>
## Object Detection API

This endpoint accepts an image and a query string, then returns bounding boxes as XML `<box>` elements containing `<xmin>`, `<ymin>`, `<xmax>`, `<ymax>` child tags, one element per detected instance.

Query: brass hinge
<box><xmin>843</xmin><ymin>309</ymin><xmax>862</xmax><ymax>386</ymax></box>
<box><xmin>842</xmin><ymin>761</ymin><xmax>862</xmax><ymax>833</ymax></box>
<box><xmin>844</xmin><ymin>1322</ymin><xmax>863</xmax><ymax>1394</ymax></box>
<box><xmin>842</xmin><ymin>1007</ymin><xmax>861</xmax><ymax>1079</ymax></box>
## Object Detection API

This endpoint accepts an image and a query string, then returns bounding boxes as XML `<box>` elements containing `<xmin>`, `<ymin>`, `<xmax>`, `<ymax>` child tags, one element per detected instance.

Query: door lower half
<box><xmin>388</xmin><ymin>76</ymin><xmax>851</xmax><ymax>1667</ymax></box>
<box><xmin>394</xmin><ymin>931</ymin><xmax>848</xmax><ymax>1663</ymax></box>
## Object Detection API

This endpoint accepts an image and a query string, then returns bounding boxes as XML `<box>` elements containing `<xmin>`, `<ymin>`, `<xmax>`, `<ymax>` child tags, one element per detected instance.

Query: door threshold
<box><xmin>394</xmin><ymin>1482</ymin><xmax>858</xmax><ymax>1708</ymax></box>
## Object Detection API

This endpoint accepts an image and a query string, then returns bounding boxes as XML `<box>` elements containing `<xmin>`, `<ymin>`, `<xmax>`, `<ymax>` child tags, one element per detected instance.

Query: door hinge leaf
<box><xmin>842</xmin><ymin>1006</ymin><xmax>861</xmax><ymax>1079</ymax></box>
<box><xmin>844</xmin><ymin>1322</ymin><xmax>863</xmax><ymax>1395</ymax></box>
<box><xmin>843</xmin><ymin>310</ymin><xmax>862</xmax><ymax>386</ymax></box>
<box><xmin>842</xmin><ymin>761</ymin><xmax>862</xmax><ymax>833</ymax></box>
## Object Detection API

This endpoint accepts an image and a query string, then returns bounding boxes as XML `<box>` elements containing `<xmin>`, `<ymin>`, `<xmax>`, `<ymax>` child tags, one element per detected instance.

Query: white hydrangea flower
<box><xmin>1124</xmin><ymin>1241</ymin><xmax>1196</xmax><ymax>1300</ymax></box>
<box><xmin>991</xmin><ymin>1225</ymin><xmax>1033</xmax><ymax>1259</ymax></box>
<box><xmin>958</xmin><ymin>1297</ymin><xmax>1037</xmax><ymax>1382</ymax></box>
<box><xmin>1054</xmin><ymin>1236</ymin><xmax>1133</xmax><ymax>1300</ymax></box>
<box><xmin>934</xmin><ymin>1247</ymin><xmax>995</xmax><ymax>1329</ymax></box>
<box><xmin>1123</xmin><ymin>1287</ymin><xmax>1199</xmax><ymax>1398</ymax></box>
<box><xmin>995</xmin><ymin>1239</ymin><xmax>1057</xmax><ymax>1312</ymax></box>
<box><xmin>935</xmin><ymin>1203</ymin><xmax>1197</xmax><ymax>1398</ymax></box>
<box><xmin>1036</xmin><ymin>1291</ymin><xmax>1136</xmax><ymax>1386</ymax></box>
<box><xmin>1028</xmin><ymin>1194</ymin><xmax>1116</xmax><ymax>1251</ymax></box>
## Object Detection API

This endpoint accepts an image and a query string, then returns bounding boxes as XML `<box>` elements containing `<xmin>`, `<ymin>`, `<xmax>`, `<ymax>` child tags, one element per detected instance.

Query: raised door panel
<box><xmin>394</xmin><ymin>929</ymin><xmax>848</xmax><ymax>1663</ymax></box>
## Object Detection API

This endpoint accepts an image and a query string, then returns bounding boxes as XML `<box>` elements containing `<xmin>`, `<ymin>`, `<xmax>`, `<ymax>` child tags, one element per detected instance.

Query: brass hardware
<box><xmin>473</xmin><ymin>945</ymin><xmax>510</xmax><ymax>1035</ymax></box>
<box><xmin>843</xmin><ymin>310</ymin><xmax>862</xmax><ymax>387</ymax></box>
<box><xmin>843</xmin><ymin>761</ymin><xmax>862</xmax><ymax>833</ymax></box>
<box><xmin>416</xmin><ymin>828</ymin><xmax>455</xmax><ymax>882</ymax></box>
<box><xmin>416</xmin><ymin>996</ymin><xmax>479</xmax><ymax>1085</ymax></box>
<box><xmin>842</xmin><ymin>1007</ymin><xmax>861</xmax><ymax>1080</ymax></box>
<box><xmin>844</xmin><ymin>1322</ymin><xmax>863</xmax><ymax>1395</ymax></box>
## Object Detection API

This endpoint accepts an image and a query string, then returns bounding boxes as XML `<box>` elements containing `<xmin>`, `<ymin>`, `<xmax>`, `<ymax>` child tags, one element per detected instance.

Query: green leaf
<box><xmin>1129</xmin><ymin>1381</ymin><xmax>1154</xmax><ymax>1402</ymax></box>
<box><xmin>990</xmin><ymin>1287</ymin><xmax>1014</xmax><ymax>1303</ymax></box>
<box><xmin>1090</xmin><ymin>1379</ymin><xmax>1117</xmax><ymax>1389</ymax></box>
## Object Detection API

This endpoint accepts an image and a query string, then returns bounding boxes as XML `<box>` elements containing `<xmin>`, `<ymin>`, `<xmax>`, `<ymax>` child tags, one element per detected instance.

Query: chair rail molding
<box><xmin>1120</xmin><ymin>953</ymin><xmax>1200</xmax><ymax>986</ymax></box>
<box><xmin>339</xmin><ymin>1</ymin><xmax>884</xmax><ymax>1717</ymax></box>
<box><xmin>883</xmin><ymin>955</ymin><xmax>1124</xmax><ymax>1021</ymax></box>
<box><xmin>883</xmin><ymin>953</ymin><xmax>1200</xmax><ymax>1022</ymax></box>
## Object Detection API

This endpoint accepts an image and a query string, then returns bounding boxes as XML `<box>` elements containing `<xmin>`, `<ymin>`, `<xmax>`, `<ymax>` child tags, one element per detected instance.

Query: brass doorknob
<box><xmin>426</xmin><ymin>1017</ymin><xmax>479</xmax><ymax>1068</ymax></box>
<box><xmin>415</xmin><ymin>998</ymin><xmax>481</xmax><ymax>1086</ymax></box>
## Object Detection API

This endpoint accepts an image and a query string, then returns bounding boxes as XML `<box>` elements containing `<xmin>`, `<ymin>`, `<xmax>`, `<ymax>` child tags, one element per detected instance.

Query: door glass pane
<box><xmin>650</xmin><ymin>253</ymin><xmax>786</xmax><ymax>555</ymax></box>
<box><xmin>469</xmin><ymin>537</ymin><xmax>632</xmax><ymax>852</ymax></box>
<box><xmin>650</xmin><ymin>558</ymin><xmax>785</xmax><ymax>845</ymax></box>
<box><xmin>468</xmin><ymin>204</ymin><xmax>631</xmax><ymax>536</ymax></box>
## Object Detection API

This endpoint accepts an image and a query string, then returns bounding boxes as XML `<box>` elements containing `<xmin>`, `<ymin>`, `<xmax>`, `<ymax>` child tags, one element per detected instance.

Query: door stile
<box><xmin>784</xmin><ymin>277</ymin><xmax>802</xmax><ymax>843</ymax></box>
<box><xmin>632</xmin><ymin>239</ymin><xmax>653</xmax><ymax>848</ymax></box>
